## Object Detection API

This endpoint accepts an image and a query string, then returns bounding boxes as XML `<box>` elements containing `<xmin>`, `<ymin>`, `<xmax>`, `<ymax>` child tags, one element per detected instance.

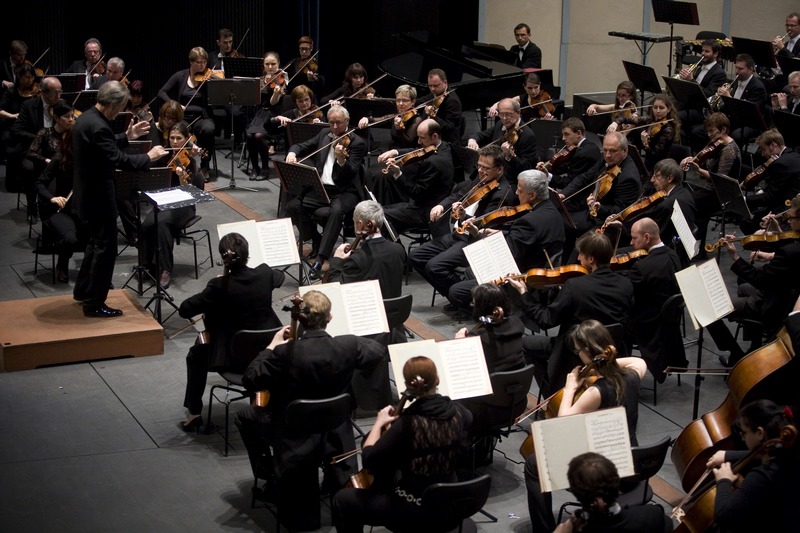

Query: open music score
<box><xmin>675</xmin><ymin>259</ymin><xmax>734</xmax><ymax>329</ymax></box>
<box><xmin>217</xmin><ymin>218</ymin><xmax>300</xmax><ymax>268</ymax></box>
<box><xmin>299</xmin><ymin>280</ymin><xmax>388</xmax><ymax>338</ymax></box>
<box><xmin>462</xmin><ymin>231</ymin><xmax>520</xmax><ymax>284</ymax></box>
<box><xmin>671</xmin><ymin>201</ymin><xmax>699</xmax><ymax>259</ymax></box>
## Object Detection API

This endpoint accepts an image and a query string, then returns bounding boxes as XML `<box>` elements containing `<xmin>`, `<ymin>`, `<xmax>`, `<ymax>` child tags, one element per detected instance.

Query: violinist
<box><xmin>407</xmin><ymin>145</ymin><xmax>513</xmax><ymax>313</ymax></box>
<box><xmin>139</xmin><ymin>121</ymin><xmax>205</xmax><ymax>289</ymax></box>
<box><xmin>321</xmin><ymin>62</ymin><xmax>375</xmax><ymax>106</ymax></box>
<box><xmin>381</xmin><ymin>118</ymin><xmax>454</xmax><ymax>238</ymax></box>
<box><xmin>0</xmin><ymin>40</ymin><xmax>28</xmax><ymax>96</ymax></box>
<box><xmin>537</xmin><ymin>117</ymin><xmax>602</xmax><ymax>189</ymax></box>
<box><xmin>157</xmin><ymin>47</ymin><xmax>217</xmax><ymax>182</ymax></box>
<box><xmin>125</xmin><ymin>80</ymin><xmax>151</xmax><ymax>123</ymax></box>
<box><xmin>328</xmin><ymin>200</ymin><xmax>406</xmax><ymax>299</ymax></box>
<box><xmin>237</xmin><ymin>290</ymin><xmax>385</xmax><ymax>530</ymax></box>
<box><xmin>424</xmin><ymin>68</ymin><xmax>462</xmax><ymax>143</ymax></box>
<box><xmin>705</xmin><ymin>399</ymin><xmax>799</xmax><ymax>533</ymax></box>
<box><xmin>739</xmin><ymin>129</ymin><xmax>800</xmax><ymax>235</ymax></box>
<box><xmin>523</xmin><ymin>320</ymin><xmax>646</xmax><ymax>532</ymax></box>
<box><xmin>559</xmin><ymin>131</ymin><xmax>642</xmax><ymax>261</ymax></box>
<box><xmin>607</xmin><ymin>93</ymin><xmax>680</xmax><ymax>173</ymax></box>
<box><xmin>706</xmin><ymin>196</ymin><xmax>800</xmax><ymax>367</ymax></box>
<box><xmin>64</xmin><ymin>38</ymin><xmax>104</xmax><ymax>90</ymax></box>
<box><xmin>640</xmin><ymin>158</ymin><xmax>696</xmax><ymax>251</ymax></box>
<box><xmin>288</xmin><ymin>35</ymin><xmax>324</xmax><ymax>96</ymax></box>
<box><xmin>490</xmin><ymin>72</ymin><xmax>555</xmax><ymax>122</ymax></box>
<box><xmin>27</xmin><ymin>98</ymin><xmax>75</xmax><ymax>169</ymax></box>
<box><xmin>276</xmin><ymin>84</ymin><xmax>322</xmax><ymax>124</ymax></box>
<box><xmin>508</xmin><ymin>231</ymin><xmax>633</xmax><ymax>395</ymax></box>
<box><xmin>681</xmin><ymin>112</ymin><xmax>741</xmax><ymax>259</ymax></box>
<box><xmin>360</xmin><ymin>84</ymin><xmax>421</xmax><ymax>149</ymax></box>
<box><xmin>178</xmin><ymin>232</ymin><xmax>285</xmax><ymax>433</ymax></box>
<box><xmin>243</xmin><ymin>51</ymin><xmax>285</xmax><ymax>180</ymax></box>
<box><xmin>332</xmin><ymin>356</ymin><xmax>473</xmax><ymax>533</ymax></box>
<box><xmin>146</xmin><ymin>99</ymin><xmax>183</xmax><ymax>152</ymax></box>
<box><xmin>285</xmin><ymin>106</ymin><xmax>366</xmax><ymax>280</ymax></box>
<box><xmin>0</xmin><ymin>63</ymin><xmax>38</xmax><ymax>125</ymax></box>
<box><xmin>467</xmin><ymin>98</ymin><xmax>539</xmax><ymax>190</ymax></box>
<box><xmin>89</xmin><ymin>56</ymin><xmax>124</xmax><ymax>90</ymax></box>
<box><xmin>208</xmin><ymin>28</ymin><xmax>235</xmax><ymax>71</ymax></box>
<box><xmin>585</xmin><ymin>81</ymin><xmax>638</xmax><ymax>118</ymax></box>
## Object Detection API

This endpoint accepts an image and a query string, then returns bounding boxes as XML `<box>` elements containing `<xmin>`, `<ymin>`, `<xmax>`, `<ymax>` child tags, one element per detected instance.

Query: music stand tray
<box><xmin>773</xmin><ymin>110</ymin><xmax>800</xmax><ymax>147</ymax></box>
<box><xmin>221</xmin><ymin>56</ymin><xmax>264</xmax><ymax>79</ymax></box>
<box><xmin>273</xmin><ymin>160</ymin><xmax>331</xmax><ymax>285</ymax></box>
<box><xmin>709</xmin><ymin>171</ymin><xmax>752</xmax><ymax>220</ymax></box>
<box><xmin>662</xmin><ymin>76</ymin><xmax>710</xmax><ymax>112</ymax></box>
<box><xmin>622</xmin><ymin>60</ymin><xmax>663</xmax><ymax>97</ymax></box>
<box><xmin>63</xmin><ymin>90</ymin><xmax>98</xmax><ymax>112</ymax></box>
<box><xmin>286</xmin><ymin>121</ymin><xmax>328</xmax><ymax>147</ymax></box>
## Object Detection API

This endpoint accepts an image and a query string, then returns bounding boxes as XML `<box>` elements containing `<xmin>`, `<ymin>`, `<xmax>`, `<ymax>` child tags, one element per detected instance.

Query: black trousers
<box><xmin>73</xmin><ymin>218</ymin><xmax>117</xmax><ymax>308</ymax></box>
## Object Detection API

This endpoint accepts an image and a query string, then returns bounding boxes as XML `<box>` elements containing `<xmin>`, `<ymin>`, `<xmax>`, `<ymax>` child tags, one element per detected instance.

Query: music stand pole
<box><xmin>142</xmin><ymin>202</ymin><xmax>179</xmax><ymax>324</ymax></box>
<box><xmin>692</xmin><ymin>326</ymin><xmax>705</xmax><ymax>419</ymax></box>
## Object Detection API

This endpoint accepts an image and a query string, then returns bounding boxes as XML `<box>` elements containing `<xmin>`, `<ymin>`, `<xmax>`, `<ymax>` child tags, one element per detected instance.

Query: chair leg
<box><xmin>192</xmin><ymin>238</ymin><xmax>199</xmax><ymax>278</ymax></box>
<box><xmin>223</xmin><ymin>400</ymin><xmax>230</xmax><ymax>457</ymax></box>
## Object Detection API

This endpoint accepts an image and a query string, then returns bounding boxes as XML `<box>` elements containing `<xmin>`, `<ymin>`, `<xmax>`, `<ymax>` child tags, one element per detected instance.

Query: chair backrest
<box><xmin>383</xmin><ymin>294</ymin><xmax>413</xmax><ymax>331</ymax></box>
<box><xmin>603</xmin><ymin>322</ymin><xmax>628</xmax><ymax>358</ymax></box>
<box><xmin>696</xmin><ymin>30</ymin><xmax>727</xmax><ymax>41</ymax></box>
<box><xmin>231</xmin><ymin>327</ymin><xmax>283</xmax><ymax>368</ymax></box>
<box><xmin>422</xmin><ymin>474</ymin><xmax>492</xmax><ymax>529</ymax></box>
<box><xmin>631</xmin><ymin>435</ymin><xmax>671</xmax><ymax>480</ymax></box>
<box><xmin>661</xmin><ymin>293</ymin><xmax>685</xmax><ymax>324</ymax></box>
<box><xmin>285</xmin><ymin>392</ymin><xmax>353</xmax><ymax>435</ymax></box>
<box><xmin>667</xmin><ymin>144</ymin><xmax>692</xmax><ymax>167</ymax></box>
<box><xmin>482</xmin><ymin>365</ymin><xmax>535</xmax><ymax>409</ymax></box>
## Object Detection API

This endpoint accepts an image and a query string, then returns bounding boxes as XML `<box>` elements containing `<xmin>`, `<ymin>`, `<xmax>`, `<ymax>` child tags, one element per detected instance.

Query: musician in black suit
<box><xmin>510</xmin><ymin>23</ymin><xmax>542</xmax><ymax>69</ymax></box>
<box><xmin>9</xmin><ymin>76</ymin><xmax>62</xmax><ymax>222</ymax></box>
<box><xmin>424</xmin><ymin>69</ymin><xmax>462</xmax><ymax>144</ymax></box>
<box><xmin>773</xmin><ymin>13</ymin><xmax>800</xmax><ymax>58</ymax></box>
<box><xmin>64</xmin><ymin>38</ymin><xmax>104</xmax><ymax>90</ymax></box>
<box><xmin>382</xmin><ymin>118</ymin><xmax>455</xmax><ymax>238</ymax></box>
<box><xmin>0</xmin><ymin>40</ymin><xmax>27</xmax><ymax>97</ymax></box>
<box><xmin>177</xmin><ymin>232</ymin><xmax>285</xmax><ymax>431</ymax></box>
<box><xmin>539</xmin><ymin>117</ymin><xmax>603</xmax><ymax>189</ymax></box>
<box><xmin>408</xmin><ymin>145</ymin><xmax>512</xmax><ymax>308</ymax></box>
<box><xmin>677</xmin><ymin>40</ymin><xmax>729</xmax><ymax>150</ymax></box>
<box><xmin>787</xmin><ymin>293</ymin><xmax>800</xmax><ymax>349</ymax></box>
<box><xmin>448</xmin><ymin>169</ymin><xmax>565</xmax><ymax>311</ymax></box>
<box><xmin>328</xmin><ymin>200</ymin><xmax>406</xmax><ymax>299</ymax></box>
<box><xmin>559</xmin><ymin>132</ymin><xmax>642</xmax><ymax>261</ymax></box>
<box><xmin>616</xmin><ymin>218</ymin><xmax>684</xmax><ymax>382</ymax></box>
<box><xmin>716</xmin><ymin>54</ymin><xmax>770</xmax><ymax>143</ymax></box>
<box><xmin>72</xmin><ymin>81</ymin><xmax>166</xmax><ymax>317</ymax></box>
<box><xmin>285</xmin><ymin>105</ymin><xmax>367</xmax><ymax>280</ymax></box>
<box><xmin>771</xmin><ymin>71</ymin><xmax>800</xmax><ymax>114</ymax></box>
<box><xmin>236</xmin><ymin>290</ymin><xmax>386</xmax><ymax>531</ymax></box>
<box><xmin>740</xmin><ymin>129</ymin><xmax>800</xmax><ymax>234</ymax></box>
<box><xmin>509</xmin><ymin>231</ymin><xmax>634</xmax><ymax>395</ymax></box>
<box><xmin>467</xmin><ymin>98</ymin><xmax>538</xmax><ymax>189</ymax></box>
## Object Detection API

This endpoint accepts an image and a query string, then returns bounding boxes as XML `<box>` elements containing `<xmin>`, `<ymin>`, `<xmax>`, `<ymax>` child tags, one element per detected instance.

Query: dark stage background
<box><xmin>4</xmin><ymin>0</ymin><xmax>478</xmax><ymax>106</ymax></box>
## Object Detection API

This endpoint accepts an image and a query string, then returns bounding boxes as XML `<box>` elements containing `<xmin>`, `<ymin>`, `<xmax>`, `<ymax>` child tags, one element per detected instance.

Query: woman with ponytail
<box><xmin>524</xmin><ymin>319</ymin><xmax>647</xmax><ymax>532</ymax></box>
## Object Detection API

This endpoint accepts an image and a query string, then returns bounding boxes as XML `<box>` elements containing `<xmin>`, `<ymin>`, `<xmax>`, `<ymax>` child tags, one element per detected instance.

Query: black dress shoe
<box><xmin>247</xmin><ymin>167</ymin><xmax>262</xmax><ymax>180</ymax></box>
<box><xmin>308</xmin><ymin>261</ymin><xmax>323</xmax><ymax>280</ymax></box>
<box><xmin>83</xmin><ymin>305</ymin><xmax>124</xmax><ymax>318</ymax></box>
<box><xmin>179</xmin><ymin>415</ymin><xmax>203</xmax><ymax>433</ymax></box>
<box><xmin>56</xmin><ymin>267</ymin><xmax>69</xmax><ymax>284</ymax></box>
<box><xmin>159</xmin><ymin>270</ymin><xmax>171</xmax><ymax>290</ymax></box>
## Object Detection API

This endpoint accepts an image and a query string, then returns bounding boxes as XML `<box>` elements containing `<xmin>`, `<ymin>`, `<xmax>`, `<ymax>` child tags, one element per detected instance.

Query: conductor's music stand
<box><xmin>773</xmin><ymin>110</ymin><xmax>800</xmax><ymax>148</ymax></box>
<box><xmin>652</xmin><ymin>0</ymin><xmax>699</xmax><ymax>75</ymax></box>
<box><xmin>55</xmin><ymin>73</ymin><xmax>85</xmax><ymax>93</ymax></box>
<box><xmin>344</xmin><ymin>97</ymin><xmax>397</xmax><ymax>159</ymax></box>
<box><xmin>273</xmin><ymin>160</ymin><xmax>330</xmax><ymax>285</ymax></box>
<box><xmin>206</xmin><ymin>78</ymin><xmax>261</xmax><ymax>192</ymax></box>
<box><xmin>141</xmin><ymin>184</ymin><xmax>216</xmax><ymax>323</ymax></box>
<box><xmin>708</xmin><ymin>171</ymin><xmax>752</xmax><ymax>262</ymax></box>
<box><xmin>63</xmin><ymin>90</ymin><xmax>98</xmax><ymax>113</ymax></box>
<box><xmin>718</xmin><ymin>95</ymin><xmax>767</xmax><ymax>147</ymax></box>
<box><xmin>117</xmin><ymin>167</ymin><xmax>172</xmax><ymax>297</ymax></box>
<box><xmin>662</xmin><ymin>76</ymin><xmax>710</xmax><ymax>114</ymax></box>
<box><xmin>622</xmin><ymin>60</ymin><xmax>663</xmax><ymax>104</ymax></box>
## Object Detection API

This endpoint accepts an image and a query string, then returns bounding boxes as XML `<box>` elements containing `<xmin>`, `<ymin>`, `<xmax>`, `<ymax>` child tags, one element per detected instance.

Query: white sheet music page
<box><xmin>257</xmin><ymin>218</ymin><xmax>300</xmax><ymax>267</ymax></box>
<box><xmin>436</xmin><ymin>336</ymin><xmax>493</xmax><ymax>400</ymax></box>
<box><xmin>672</xmin><ymin>201</ymin><xmax>699</xmax><ymax>259</ymax></box>
<box><xmin>341</xmin><ymin>279</ymin><xmax>389</xmax><ymax>336</ymax></box>
<box><xmin>217</xmin><ymin>220</ymin><xmax>264</xmax><ymax>267</ymax></box>
<box><xmin>463</xmin><ymin>231</ymin><xmax>520</xmax><ymax>284</ymax></box>
<box><xmin>675</xmin><ymin>259</ymin><xmax>733</xmax><ymax>329</ymax></box>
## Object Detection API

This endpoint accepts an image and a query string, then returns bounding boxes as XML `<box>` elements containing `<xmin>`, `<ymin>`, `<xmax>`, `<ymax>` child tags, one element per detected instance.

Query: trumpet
<box><xmin>674</xmin><ymin>58</ymin><xmax>703</xmax><ymax>78</ymax></box>
<box><xmin>775</xmin><ymin>32</ymin><xmax>791</xmax><ymax>50</ymax></box>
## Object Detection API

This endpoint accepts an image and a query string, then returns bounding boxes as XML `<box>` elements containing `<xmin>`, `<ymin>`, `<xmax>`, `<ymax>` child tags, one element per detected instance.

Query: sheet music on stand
<box><xmin>221</xmin><ymin>56</ymin><xmax>264</xmax><ymax>79</ymax></box>
<box><xmin>55</xmin><ymin>73</ymin><xmax>85</xmax><ymax>93</ymax></box>
<box><xmin>709</xmin><ymin>172</ymin><xmax>752</xmax><ymax>221</ymax></box>
<box><xmin>63</xmin><ymin>90</ymin><xmax>98</xmax><ymax>112</ymax></box>
<box><xmin>622</xmin><ymin>60</ymin><xmax>663</xmax><ymax>99</ymax></box>
<box><xmin>286</xmin><ymin>121</ymin><xmax>328</xmax><ymax>147</ymax></box>
<box><xmin>142</xmin><ymin>184</ymin><xmax>216</xmax><ymax>211</ymax></box>
<box><xmin>662</xmin><ymin>76</ymin><xmax>710</xmax><ymax>112</ymax></box>
<box><xmin>773</xmin><ymin>110</ymin><xmax>800</xmax><ymax>148</ymax></box>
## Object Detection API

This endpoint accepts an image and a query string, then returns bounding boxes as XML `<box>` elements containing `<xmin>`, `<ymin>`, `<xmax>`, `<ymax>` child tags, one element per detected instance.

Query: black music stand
<box><xmin>124</xmin><ymin>140</ymin><xmax>152</xmax><ymax>155</ymax></box>
<box><xmin>118</xmin><ymin>167</ymin><xmax>172</xmax><ymax>297</ymax></box>
<box><xmin>622</xmin><ymin>60</ymin><xmax>663</xmax><ymax>103</ymax></box>
<box><xmin>141</xmin><ymin>184</ymin><xmax>216</xmax><ymax>323</ymax></box>
<box><xmin>731</xmin><ymin>36</ymin><xmax>777</xmax><ymax>71</ymax></box>
<box><xmin>111</xmin><ymin>112</ymin><xmax>133</xmax><ymax>135</ymax></box>
<box><xmin>286</xmin><ymin>121</ymin><xmax>328</xmax><ymax>147</ymax></box>
<box><xmin>776</xmin><ymin>54</ymin><xmax>800</xmax><ymax>78</ymax></box>
<box><xmin>221</xmin><ymin>56</ymin><xmax>263</xmax><ymax>79</ymax></box>
<box><xmin>206</xmin><ymin>78</ymin><xmax>261</xmax><ymax>192</ymax></box>
<box><xmin>652</xmin><ymin>0</ymin><xmax>699</xmax><ymax>75</ymax></box>
<box><xmin>55</xmin><ymin>73</ymin><xmax>85</xmax><ymax>93</ymax></box>
<box><xmin>718</xmin><ymin>95</ymin><xmax>767</xmax><ymax>146</ymax></box>
<box><xmin>273</xmin><ymin>160</ymin><xmax>330</xmax><ymax>285</ymax></box>
<box><xmin>662</xmin><ymin>76</ymin><xmax>710</xmax><ymax>113</ymax></box>
<box><xmin>773</xmin><ymin>110</ymin><xmax>800</xmax><ymax>147</ymax></box>
<box><xmin>63</xmin><ymin>90</ymin><xmax>98</xmax><ymax>113</ymax></box>
<box><xmin>708</xmin><ymin>171</ymin><xmax>752</xmax><ymax>262</ymax></box>
<box><xmin>344</xmin><ymin>97</ymin><xmax>397</xmax><ymax>159</ymax></box>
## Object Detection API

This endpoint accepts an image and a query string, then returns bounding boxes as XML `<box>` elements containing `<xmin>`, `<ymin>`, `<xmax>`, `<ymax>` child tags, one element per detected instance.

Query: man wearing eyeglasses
<box><xmin>774</xmin><ymin>13</ymin><xmax>800</xmax><ymax>58</ymax></box>
<box><xmin>288</xmin><ymin>35</ymin><xmax>325</xmax><ymax>97</ymax></box>
<box><xmin>65</xmin><ymin>38</ymin><xmax>104</xmax><ymax>90</ymax></box>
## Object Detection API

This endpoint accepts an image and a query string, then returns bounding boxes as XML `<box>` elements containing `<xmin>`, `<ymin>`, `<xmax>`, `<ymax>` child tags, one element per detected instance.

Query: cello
<box><xmin>670</xmin><ymin>328</ymin><xmax>797</xmax><ymax>492</ymax></box>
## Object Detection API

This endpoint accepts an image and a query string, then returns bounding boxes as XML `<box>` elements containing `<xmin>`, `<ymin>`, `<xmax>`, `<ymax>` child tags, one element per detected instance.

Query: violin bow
<box><xmin>87</xmin><ymin>54</ymin><xmax>106</xmax><ymax>77</ymax></box>
<box><xmin>364</xmin><ymin>99</ymin><xmax>428</xmax><ymax>129</ymax></box>
<box><xmin>31</xmin><ymin>47</ymin><xmax>50</xmax><ymax>68</ymax></box>
<box><xmin>292</xmin><ymin>101</ymin><xmax>331</xmax><ymax>124</ymax></box>
<box><xmin>235</xmin><ymin>27</ymin><xmax>251</xmax><ymax>53</ymax></box>
<box><xmin>585</xmin><ymin>103</ymin><xmax>652</xmax><ymax>117</ymax></box>
<box><xmin>484</xmin><ymin>118</ymin><xmax>537</xmax><ymax>148</ymax></box>
<box><xmin>562</xmin><ymin>174</ymin><xmax>609</xmax><ymax>202</ymax></box>
<box><xmin>349</xmin><ymin>72</ymin><xmax>388</xmax><ymax>99</ymax></box>
<box><xmin>297</xmin><ymin>128</ymin><xmax>356</xmax><ymax>164</ymax></box>
<box><xmin>616</xmin><ymin>118</ymin><xmax>673</xmax><ymax>134</ymax></box>
<box><xmin>286</xmin><ymin>51</ymin><xmax>320</xmax><ymax>85</ymax></box>
<box><xmin>519</xmin><ymin>98</ymin><xmax>554</xmax><ymax>112</ymax></box>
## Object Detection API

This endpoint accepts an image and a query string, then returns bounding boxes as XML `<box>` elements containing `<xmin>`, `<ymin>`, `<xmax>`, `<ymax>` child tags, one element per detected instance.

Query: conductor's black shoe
<box><xmin>308</xmin><ymin>261</ymin><xmax>323</xmax><ymax>280</ymax></box>
<box><xmin>83</xmin><ymin>304</ymin><xmax>123</xmax><ymax>318</ymax></box>
<box><xmin>251</xmin><ymin>169</ymin><xmax>269</xmax><ymax>181</ymax></box>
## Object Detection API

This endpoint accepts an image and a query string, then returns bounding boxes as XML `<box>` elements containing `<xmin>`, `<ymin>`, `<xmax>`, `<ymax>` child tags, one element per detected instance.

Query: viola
<box><xmin>541</xmin><ymin>144</ymin><xmax>577</xmax><ymax>172</ymax></box>
<box><xmin>597</xmin><ymin>190</ymin><xmax>667</xmax><ymax>233</ymax></box>
<box><xmin>589</xmin><ymin>165</ymin><xmax>622</xmax><ymax>217</ymax></box>
<box><xmin>193</xmin><ymin>67</ymin><xmax>224</xmax><ymax>83</ymax></box>
<box><xmin>528</xmin><ymin>91</ymin><xmax>556</xmax><ymax>117</ymax></box>
<box><xmin>684</xmin><ymin>138</ymin><xmax>726</xmax><ymax>171</ymax></box>
<box><xmin>394</xmin><ymin>109</ymin><xmax>417</xmax><ymax>130</ymax></box>
<box><xmin>457</xmin><ymin>203</ymin><xmax>533</xmax><ymax>234</ymax></box>
<box><xmin>670</xmin><ymin>329</ymin><xmax>796</xmax><ymax>492</ymax></box>
<box><xmin>381</xmin><ymin>145</ymin><xmax>437</xmax><ymax>174</ymax></box>
<box><xmin>336</xmin><ymin>133</ymin><xmax>352</xmax><ymax>158</ymax></box>
<box><xmin>609</xmin><ymin>249</ymin><xmax>648</xmax><ymax>270</ymax></box>
<box><xmin>494</xmin><ymin>264</ymin><xmax>589</xmax><ymax>289</ymax></box>
<box><xmin>742</xmin><ymin>154</ymin><xmax>779</xmax><ymax>188</ymax></box>
<box><xmin>704</xmin><ymin>230</ymin><xmax>800</xmax><ymax>253</ymax></box>
<box><xmin>451</xmin><ymin>179</ymin><xmax>501</xmax><ymax>223</ymax></box>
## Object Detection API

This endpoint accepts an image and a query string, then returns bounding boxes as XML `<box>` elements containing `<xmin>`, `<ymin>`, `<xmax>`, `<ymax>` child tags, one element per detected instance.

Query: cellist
<box><xmin>523</xmin><ymin>320</ymin><xmax>646</xmax><ymax>532</ymax></box>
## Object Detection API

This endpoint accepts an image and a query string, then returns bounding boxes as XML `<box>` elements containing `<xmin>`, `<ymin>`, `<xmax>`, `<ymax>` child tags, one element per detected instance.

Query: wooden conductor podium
<box><xmin>0</xmin><ymin>290</ymin><xmax>163</xmax><ymax>371</ymax></box>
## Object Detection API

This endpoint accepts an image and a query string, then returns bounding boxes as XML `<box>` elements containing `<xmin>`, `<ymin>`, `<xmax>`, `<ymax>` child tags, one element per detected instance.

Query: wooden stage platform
<box><xmin>0</xmin><ymin>290</ymin><xmax>164</xmax><ymax>371</ymax></box>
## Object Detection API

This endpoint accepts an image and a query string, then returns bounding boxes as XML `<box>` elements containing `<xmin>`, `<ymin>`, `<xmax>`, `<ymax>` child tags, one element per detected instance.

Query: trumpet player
<box><xmin>676</xmin><ymin>40</ymin><xmax>728</xmax><ymax>151</ymax></box>
<box><xmin>773</xmin><ymin>13</ymin><xmax>800</xmax><ymax>58</ymax></box>
<box><xmin>716</xmin><ymin>54</ymin><xmax>769</xmax><ymax>143</ymax></box>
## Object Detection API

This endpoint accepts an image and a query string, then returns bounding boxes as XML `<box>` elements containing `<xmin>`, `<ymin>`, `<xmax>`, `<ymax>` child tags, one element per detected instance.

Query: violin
<box><xmin>611</xmin><ymin>100</ymin><xmax>637</xmax><ymax>121</ymax></box>
<box><xmin>169</xmin><ymin>149</ymin><xmax>193</xmax><ymax>185</ymax></box>
<box><xmin>303</xmin><ymin>57</ymin><xmax>319</xmax><ymax>80</ymax></box>
<box><xmin>597</xmin><ymin>190</ymin><xmax>667</xmax><ymax>233</ymax></box>
<box><xmin>742</xmin><ymin>154</ymin><xmax>779</xmax><ymax>189</ymax></box>
<box><xmin>684</xmin><ymin>138</ymin><xmax>726</xmax><ymax>171</ymax></box>
<box><xmin>456</xmin><ymin>203</ymin><xmax>533</xmax><ymax>234</ymax></box>
<box><xmin>670</xmin><ymin>328</ymin><xmax>797</xmax><ymax>493</ymax></box>
<box><xmin>261</xmin><ymin>71</ymin><xmax>286</xmax><ymax>91</ymax></box>
<box><xmin>381</xmin><ymin>144</ymin><xmax>437</xmax><ymax>174</ymax></box>
<box><xmin>496</xmin><ymin>264</ymin><xmax>589</xmax><ymax>290</ymax></box>
<box><xmin>704</xmin><ymin>230</ymin><xmax>800</xmax><ymax>253</ymax></box>
<box><xmin>19</xmin><ymin>82</ymin><xmax>40</xmax><ymax>98</ymax></box>
<box><xmin>451</xmin><ymin>179</ymin><xmax>501</xmax><ymax>223</ymax></box>
<box><xmin>336</xmin><ymin>133</ymin><xmax>352</xmax><ymax>158</ymax></box>
<box><xmin>394</xmin><ymin>109</ymin><xmax>418</xmax><ymax>130</ymax></box>
<box><xmin>24</xmin><ymin>47</ymin><xmax>48</xmax><ymax>78</ymax></box>
<box><xmin>89</xmin><ymin>57</ymin><xmax>106</xmax><ymax>78</ymax></box>
<box><xmin>193</xmin><ymin>67</ymin><xmax>224</xmax><ymax>83</ymax></box>
<box><xmin>609</xmin><ymin>249</ymin><xmax>648</xmax><ymax>270</ymax></box>
<box><xmin>528</xmin><ymin>91</ymin><xmax>556</xmax><ymax>117</ymax></box>
<box><xmin>425</xmin><ymin>90</ymin><xmax>450</xmax><ymax>118</ymax></box>
<box><xmin>589</xmin><ymin>165</ymin><xmax>622</xmax><ymax>217</ymax></box>
<box><xmin>540</xmin><ymin>144</ymin><xmax>577</xmax><ymax>172</ymax></box>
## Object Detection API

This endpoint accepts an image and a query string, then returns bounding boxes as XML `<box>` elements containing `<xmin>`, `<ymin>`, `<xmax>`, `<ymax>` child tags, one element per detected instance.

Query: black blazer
<box><xmin>396</xmin><ymin>142</ymin><xmax>455</xmax><ymax>209</ymax></box>
<box><xmin>288</xmin><ymin>129</ymin><xmax>366</xmax><ymax>196</ymax></box>
<box><xmin>11</xmin><ymin>95</ymin><xmax>45</xmax><ymax>151</ymax></box>
<box><xmin>550</xmin><ymin>138</ymin><xmax>603</xmax><ymax>188</ymax></box>
<box><xmin>729</xmin><ymin>75</ymin><xmax>769</xmax><ymax>116</ymax></box>
<box><xmin>469</xmin><ymin>120</ymin><xmax>539</xmax><ymax>174</ymax></box>
<box><xmin>695</xmin><ymin>62</ymin><xmax>728</xmax><ymax>97</ymax></box>
<box><xmin>562</xmin><ymin>156</ymin><xmax>642</xmax><ymax>219</ymax></box>
<box><xmin>425</xmin><ymin>91</ymin><xmax>462</xmax><ymax>144</ymax></box>
<box><xmin>504</xmin><ymin>199</ymin><xmax>565</xmax><ymax>270</ymax></box>
<box><xmin>327</xmin><ymin>235</ymin><xmax>406</xmax><ymax>298</ymax></box>
<box><xmin>750</xmin><ymin>148</ymin><xmax>800</xmax><ymax>211</ymax></box>
<box><xmin>510</xmin><ymin>42</ymin><xmax>542</xmax><ymax>69</ymax></box>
